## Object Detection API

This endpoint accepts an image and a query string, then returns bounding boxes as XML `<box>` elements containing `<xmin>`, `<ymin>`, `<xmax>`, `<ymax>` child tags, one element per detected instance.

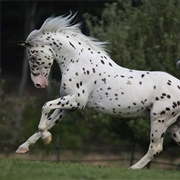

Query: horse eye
<box><xmin>30</xmin><ymin>57</ymin><xmax>36</xmax><ymax>63</ymax></box>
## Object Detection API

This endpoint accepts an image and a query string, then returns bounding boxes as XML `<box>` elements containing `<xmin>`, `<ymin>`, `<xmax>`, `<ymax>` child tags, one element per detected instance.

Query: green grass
<box><xmin>0</xmin><ymin>158</ymin><xmax>179</xmax><ymax>180</ymax></box>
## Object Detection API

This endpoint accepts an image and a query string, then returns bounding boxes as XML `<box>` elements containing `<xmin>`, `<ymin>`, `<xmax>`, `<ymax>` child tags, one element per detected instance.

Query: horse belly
<box><xmin>87</xmin><ymin>93</ymin><xmax>150</xmax><ymax>118</ymax></box>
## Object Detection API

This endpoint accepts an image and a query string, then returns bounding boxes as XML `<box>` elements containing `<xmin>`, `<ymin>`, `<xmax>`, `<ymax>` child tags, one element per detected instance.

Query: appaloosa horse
<box><xmin>16</xmin><ymin>14</ymin><xmax>180</xmax><ymax>169</ymax></box>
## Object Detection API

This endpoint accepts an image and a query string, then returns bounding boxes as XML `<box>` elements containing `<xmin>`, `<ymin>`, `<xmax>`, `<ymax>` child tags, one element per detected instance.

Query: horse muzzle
<box><xmin>31</xmin><ymin>75</ymin><xmax>49</xmax><ymax>88</ymax></box>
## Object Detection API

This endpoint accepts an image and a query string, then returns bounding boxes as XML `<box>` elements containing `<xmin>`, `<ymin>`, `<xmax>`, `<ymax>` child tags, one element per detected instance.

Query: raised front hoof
<box><xmin>15</xmin><ymin>146</ymin><xmax>29</xmax><ymax>154</ymax></box>
<box><xmin>42</xmin><ymin>133</ymin><xmax>52</xmax><ymax>145</ymax></box>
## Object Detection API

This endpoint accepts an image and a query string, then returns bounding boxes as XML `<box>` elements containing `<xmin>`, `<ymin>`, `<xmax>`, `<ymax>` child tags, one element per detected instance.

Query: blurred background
<box><xmin>1</xmin><ymin>0</ymin><xmax>180</xmax><ymax>169</ymax></box>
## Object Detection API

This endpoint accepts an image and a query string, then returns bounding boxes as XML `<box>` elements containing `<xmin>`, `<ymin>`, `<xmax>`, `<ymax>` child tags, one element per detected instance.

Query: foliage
<box><xmin>0</xmin><ymin>79</ymin><xmax>46</xmax><ymax>148</ymax></box>
<box><xmin>0</xmin><ymin>158</ymin><xmax>180</xmax><ymax>180</ymax></box>
<box><xmin>84</xmin><ymin>0</ymin><xmax>180</xmax><ymax>76</ymax></box>
<box><xmin>0</xmin><ymin>79</ymin><xmax>19</xmax><ymax>147</ymax></box>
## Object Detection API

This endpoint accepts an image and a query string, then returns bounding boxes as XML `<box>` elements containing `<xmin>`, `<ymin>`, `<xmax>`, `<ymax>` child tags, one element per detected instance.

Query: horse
<box><xmin>16</xmin><ymin>14</ymin><xmax>180</xmax><ymax>169</ymax></box>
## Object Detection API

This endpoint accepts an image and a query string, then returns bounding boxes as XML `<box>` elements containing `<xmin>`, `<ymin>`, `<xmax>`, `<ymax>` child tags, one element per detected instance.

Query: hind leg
<box><xmin>168</xmin><ymin>118</ymin><xmax>180</xmax><ymax>146</ymax></box>
<box><xmin>130</xmin><ymin>119</ymin><xmax>168</xmax><ymax>169</ymax></box>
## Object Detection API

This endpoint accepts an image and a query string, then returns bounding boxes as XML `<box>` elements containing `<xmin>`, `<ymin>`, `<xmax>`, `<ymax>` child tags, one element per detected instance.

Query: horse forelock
<box><xmin>26</xmin><ymin>13</ymin><xmax>109</xmax><ymax>56</ymax></box>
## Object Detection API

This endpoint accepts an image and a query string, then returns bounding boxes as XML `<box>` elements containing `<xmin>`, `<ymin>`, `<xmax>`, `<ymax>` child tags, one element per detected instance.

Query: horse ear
<box><xmin>19</xmin><ymin>41</ymin><xmax>32</xmax><ymax>47</ymax></box>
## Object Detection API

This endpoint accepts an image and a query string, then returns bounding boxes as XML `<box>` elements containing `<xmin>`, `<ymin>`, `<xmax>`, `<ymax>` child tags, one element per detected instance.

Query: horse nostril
<box><xmin>36</xmin><ymin>83</ymin><xmax>41</xmax><ymax>88</ymax></box>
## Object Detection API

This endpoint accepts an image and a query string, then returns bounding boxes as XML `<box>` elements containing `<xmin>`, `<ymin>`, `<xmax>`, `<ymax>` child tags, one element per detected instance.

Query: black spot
<box><xmin>167</xmin><ymin>80</ymin><xmax>172</xmax><ymax>86</ymax></box>
<box><xmin>160</xmin><ymin>111</ymin><xmax>165</xmax><ymax>115</ymax></box>
<box><xmin>153</xmin><ymin>86</ymin><xmax>156</xmax><ymax>89</ymax></box>
<box><xmin>92</xmin><ymin>68</ymin><xmax>96</xmax><ymax>73</ymax></box>
<box><xmin>102</xmin><ymin>78</ymin><xmax>106</xmax><ymax>84</ymax></box>
<box><xmin>109</xmin><ymin>63</ymin><xmax>112</xmax><ymax>66</ymax></box>
<box><xmin>177</xmin><ymin>85</ymin><xmax>180</xmax><ymax>89</ymax></box>
<box><xmin>128</xmin><ymin>76</ymin><xmax>133</xmax><ymax>79</ymax></box>
<box><xmin>173</xmin><ymin>102</ymin><xmax>177</xmax><ymax>107</ymax></box>
<box><xmin>155</xmin><ymin>97</ymin><xmax>159</xmax><ymax>101</ymax></box>
<box><xmin>167</xmin><ymin>95</ymin><xmax>171</xmax><ymax>99</ymax></box>
<box><xmin>101</xmin><ymin>60</ymin><xmax>105</xmax><ymax>64</ymax></box>
<box><xmin>166</xmin><ymin>107</ymin><xmax>170</xmax><ymax>111</ymax></box>
<box><xmin>141</xmin><ymin>74</ymin><xmax>145</xmax><ymax>78</ymax></box>
<box><xmin>139</xmin><ymin>81</ymin><xmax>142</xmax><ymax>85</ymax></box>
<box><xmin>76</xmin><ymin>83</ymin><xmax>79</xmax><ymax>89</ymax></box>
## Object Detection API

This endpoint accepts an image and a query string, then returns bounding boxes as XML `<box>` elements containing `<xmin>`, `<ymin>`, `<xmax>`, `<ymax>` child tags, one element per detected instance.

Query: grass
<box><xmin>0</xmin><ymin>158</ymin><xmax>179</xmax><ymax>180</ymax></box>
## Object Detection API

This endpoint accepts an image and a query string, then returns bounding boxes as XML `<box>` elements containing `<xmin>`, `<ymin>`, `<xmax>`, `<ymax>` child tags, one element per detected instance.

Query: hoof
<box><xmin>42</xmin><ymin>132</ymin><xmax>52</xmax><ymax>145</ymax></box>
<box><xmin>16</xmin><ymin>146</ymin><xmax>29</xmax><ymax>154</ymax></box>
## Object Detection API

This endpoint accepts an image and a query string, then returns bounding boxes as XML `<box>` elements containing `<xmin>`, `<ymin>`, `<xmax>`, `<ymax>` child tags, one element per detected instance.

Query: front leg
<box><xmin>38</xmin><ymin>94</ymin><xmax>81</xmax><ymax>144</ymax></box>
<box><xmin>16</xmin><ymin>109</ymin><xmax>68</xmax><ymax>153</ymax></box>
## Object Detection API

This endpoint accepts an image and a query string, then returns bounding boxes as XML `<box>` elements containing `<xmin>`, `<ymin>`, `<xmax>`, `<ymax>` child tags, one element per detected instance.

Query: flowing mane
<box><xmin>26</xmin><ymin>13</ymin><xmax>108</xmax><ymax>54</ymax></box>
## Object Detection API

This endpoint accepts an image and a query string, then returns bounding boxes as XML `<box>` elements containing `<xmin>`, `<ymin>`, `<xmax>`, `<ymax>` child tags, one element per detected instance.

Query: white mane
<box><xmin>26</xmin><ymin>13</ymin><xmax>108</xmax><ymax>54</ymax></box>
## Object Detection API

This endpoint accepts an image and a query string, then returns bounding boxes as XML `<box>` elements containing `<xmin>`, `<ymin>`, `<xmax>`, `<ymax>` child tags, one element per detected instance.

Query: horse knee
<box><xmin>42</xmin><ymin>102</ymin><xmax>50</xmax><ymax>113</ymax></box>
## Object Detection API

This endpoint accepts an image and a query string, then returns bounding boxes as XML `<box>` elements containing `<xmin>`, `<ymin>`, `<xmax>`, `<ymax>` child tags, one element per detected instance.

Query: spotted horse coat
<box><xmin>16</xmin><ymin>14</ymin><xmax>180</xmax><ymax>169</ymax></box>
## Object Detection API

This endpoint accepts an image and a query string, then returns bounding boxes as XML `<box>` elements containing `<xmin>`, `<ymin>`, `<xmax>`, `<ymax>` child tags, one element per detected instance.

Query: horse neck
<box><xmin>39</xmin><ymin>32</ymin><xmax>78</xmax><ymax>72</ymax></box>
<box><xmin>43</xmin><ymin>32</ymin><xmax>101</xmax><ymax>73</ymax></box>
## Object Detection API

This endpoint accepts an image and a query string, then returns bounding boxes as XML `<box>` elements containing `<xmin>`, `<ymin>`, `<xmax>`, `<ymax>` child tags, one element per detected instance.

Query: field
<box><xmin>0</xmin><ymin>158</ymin><xmax>180</xmax><ymax>180</ymax></box>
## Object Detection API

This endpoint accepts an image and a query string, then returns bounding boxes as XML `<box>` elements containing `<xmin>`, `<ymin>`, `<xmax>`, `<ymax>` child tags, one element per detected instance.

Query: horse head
<box><xmin>26</xmin><ymin>44</ymin><xmax>55</xmax><ymax>88</ymax></box>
